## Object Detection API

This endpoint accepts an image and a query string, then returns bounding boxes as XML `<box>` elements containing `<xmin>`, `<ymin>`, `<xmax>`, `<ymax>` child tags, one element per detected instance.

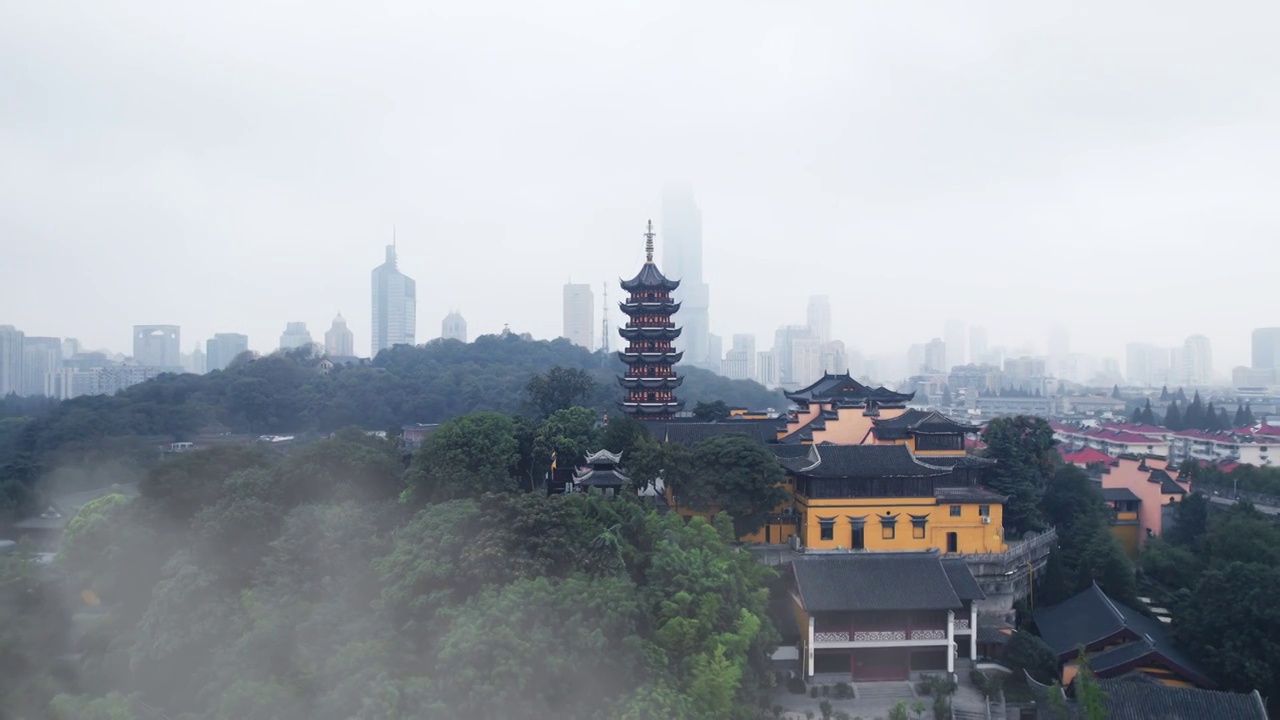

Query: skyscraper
<box><xmin>1182</xmin><ymin>334</ymin><xmax>1213</xmax><ymax>386</ymax></box>
<box><xmin>944</xmin><ymin>319</ymin><xmax>966</xmax><ymax>369</ymax></box>
<box><xmin>1048</xmin><ymin>323</ymin><xmax>1070</xmax><ymax>377</ymax></box>
<box><xmin>21</xmin><ymin>336</ymin><xmax>61</xmax><ymax>396</ymax></box>
<box><xmin>442</xmin><ymin>311</ymin><xmax>467</xmax><ymax>342</ymax></box>
<box><xmin>0</xmin><ymin>325</ymin><xmax>23</xmax><ymax>396</ymax></box>
<box><xmin>807</xmin><ymin>295</ymin><xmax>832</xmax><ymax>345</ymax></box>
<box><xmin>133</xmin><ymin>325</ymin><xmax>181</xmax><ymax>369</ymax></box>
<box><xmin>1252</xmin><ymin>327</ymin><xmax>1280</xmax><ymax>379</ymax></box>
<box><xmin>662</xmin><ymin>188</ymin><xmax>711</xmax><ymax>370</ymax></box>
<box><xmin>969</xmin><ymin>326</ymin><xmax>989</xmax><ymax>365</ymax></box>
<box><xmin>206</xmin><ymin>333</ymin><xmax>249</xmax><ymax>372</ymax></box>
<box><xmin>562</xmin><ymin>283</ymin><xmax>595</xmax><ymax>350</ymax></box>
<box><xmin>325</xmin><ymin>313</ymin><xmax>355</xmax><ymax>356</ymax></box>
<box><xmin>924</xmin><ymin>338</ymin><xmax>947</xmax><ymax>373</ymax></box>
<box><xmin>279</xmin><ymin>322</ymin><xmax>313</xmax><ymax>351</ymax></box>
<box><xmin>371</xmin><ymin>243</ymin><xmax>417</xmax><ymax>356</ymax></box>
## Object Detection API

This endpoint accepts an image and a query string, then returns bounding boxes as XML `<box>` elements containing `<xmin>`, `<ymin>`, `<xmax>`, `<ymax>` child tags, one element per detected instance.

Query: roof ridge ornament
<box><xmin>644</xmin><ymin>219</ymin><xmax>655</xmax><ymax>262</ymax></box>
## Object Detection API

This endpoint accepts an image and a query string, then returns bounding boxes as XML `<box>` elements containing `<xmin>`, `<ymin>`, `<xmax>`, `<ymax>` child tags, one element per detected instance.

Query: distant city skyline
<box><xmin>5</xmin><ymin>4</ymin><xmax>1279</xmax><ymax>372</ymax></box>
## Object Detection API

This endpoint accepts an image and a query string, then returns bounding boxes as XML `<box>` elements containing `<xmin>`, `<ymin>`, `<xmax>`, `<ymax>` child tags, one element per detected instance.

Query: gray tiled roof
<box><xmin>1101</xmin><ymin>487</ymin><xmax>1141</xmax><ymax>502</ymax></box>
<box><xmin>872</xmin><ymin>409</ymin><xmax>980</xmax><ymax>439</ymax></box>
<box><xmin>648</xmin><ymin>420</ymin><xmax>777</xmax><ymax>447</ymax></box>
<box><xmin>792</xmin><ymin>444</ymin><xmax>953</xmax><ymax>479</ymax></box>
<box><xmin>784</xmin><ymin>372</ymin><xmax>914</xmax><ymax>405</ymax></box>
<box><xmin>791</xmin><ymin>552</ymin><xmax>970</xmax><ymax>612</ymax></box>
<box><xmin>1148</xmin><ymin>469</ymin><xmax>1186</xmax><ymax>495</ymax></box>
<box><xmin>1033</xmin><ymin>583</ymin><xmax>1133</xmax><ymax>656</ymax></box>
<box><xmin>942</xmin><ymin>558</ymin><xmax>987</xmax><ymax>602</ymax></box>
<box><xmin>1033</xmin><ymin>583</ymin><xmax>1211</xmax><ymax>687</ymax></box>
<box><xmin>1097</xmin><ymin>673</ymin><xmax>1268</xmax><ymax>720</ymax></box>
<box><xmin>934</xmin><ymin>486</ymin><xmax>1006</xmax><ymax>503</ymax></box>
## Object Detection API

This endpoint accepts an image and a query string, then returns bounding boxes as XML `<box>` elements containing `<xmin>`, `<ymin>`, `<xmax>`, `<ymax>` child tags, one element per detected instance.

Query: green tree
<box><xmin>1004</xmin><ymin>630</ymin><xmax>1059</xmax><ymax>684</ymax></box>
<box><xmin>191</xmin><ymin>468</ymin><xmax>286</xmax><ymax>587</ymax></box>
<box><xmin>981</xmin><ymin>416</ymin><xmax>1058</xmax><ymax>534</ymax></box>
<box><xmin>405</xmin><ymin>412</ymin><xmax>521</xmax><ymax>502</ymax></box>
<box><xmin>434</xmin><ymin>575</ymin><xmax>641</xmax><ymax>719</ymax></box>
<box><xmin>599</xmin><ymin>415</ymin><xmax>651</xmax><ymax>460</ymax></box>
<box><xmin>1163</xmin><ymin>401</ymin><xmax>1182</xmax><ymax>430</ymax></box>
<box><xmin>1164</xmin><ymin>492</ymin><xmax>1209</xmax><ymax>549</ymax></box>
<box><xmin>1041</xmin><ymin>466</ymin><xmax>1110</xmax><ymax>575</ymax></box>
<box><xmin>138</xmin><ymin>444</ymin><xmax>275</xmax><ymax>521</ymax></box>
<box><xmin>692</xmin><ymin>400</ymin><xmax>730</xmax><ymax>421</ymax></box>
<box><xmin>525</xmin><ymin>366</ymin><xmax>598</xmax><ymax>417</ymax></box>
<box><xmin>532</xmin><ymin>406</ymin><xmax>601</xmax><ymax>475</ymax></box>
<box><xmin>1073</xmin><ymin>652</ymin><xmax>1108</xmax><ymax>720</ymax></box>
<box><xmin>1174</xmin><ymin>562</ymin><xmax>1280</xmax><ymax>705</ymax></box>
<box><xmin>681</xmin><ymin>434</ymin><xmax>787</xmax><ymax>538</ymax></box>
<box><xmin>627</xmin><ymin>438</ymin><xmax>695</xmax><ymax>493</ymax></box>
<box><xmin>0</xmin><ymin>551</ymin><xmax>71</xmax><ymax>716</ymax></box>
<box><xmin>1039</xmin><ymin>546</ymin><xmax>1071</xmax><ymax>606</ymax></box>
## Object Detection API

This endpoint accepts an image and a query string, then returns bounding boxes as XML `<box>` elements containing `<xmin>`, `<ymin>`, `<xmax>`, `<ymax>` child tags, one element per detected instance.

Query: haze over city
<box><xmin>4</xmin><ymin>2</ymin><xmax>1279</xmax><ymax>367</ymax></box>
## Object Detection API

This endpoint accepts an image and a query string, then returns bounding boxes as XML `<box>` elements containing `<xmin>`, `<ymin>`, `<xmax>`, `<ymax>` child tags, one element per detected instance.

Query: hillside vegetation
<box><xmin>0</xmin><ymin>334</ymin><xmax>784</xmax><ymax>518</ymax></box>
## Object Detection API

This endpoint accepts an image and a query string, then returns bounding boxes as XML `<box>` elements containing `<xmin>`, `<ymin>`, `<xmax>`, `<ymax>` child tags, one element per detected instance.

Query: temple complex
<box><xmin>617</xmin><ymin>220</ymin><xmax>684</xmax><ymax>419</ymax></box>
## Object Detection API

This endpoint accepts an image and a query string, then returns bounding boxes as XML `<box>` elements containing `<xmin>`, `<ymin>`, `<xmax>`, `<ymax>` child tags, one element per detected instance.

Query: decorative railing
<box><xmin>910</xmin><ymin>629</ymin><xmax>947</xmax><ymax>640</ymax></box>
<box><xmin>814</xmin><ymin>631</ymin><xmax>849</xmax><ymax>643</ymax></box>
<box><xmin>853</xmin><ymin>630</ymin><xmax>906</xmax><ymax>642</ymax></box>
<box><xmin>955</xmin><ymin>618</ymin><xmax>970</xmax><ymax>631</ymax></box>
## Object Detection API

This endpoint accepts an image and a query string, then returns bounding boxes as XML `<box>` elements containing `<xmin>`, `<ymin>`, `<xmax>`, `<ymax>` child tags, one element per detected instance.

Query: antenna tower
<box><xmin>600</xmin><ymin>281</ymin><xmax>610</xmax><ymax>355</ymax></box>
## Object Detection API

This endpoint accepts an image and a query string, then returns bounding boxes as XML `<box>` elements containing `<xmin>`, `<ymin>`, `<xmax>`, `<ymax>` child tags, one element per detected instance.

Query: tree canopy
<box><xmin>0</xmin><ymin>336</ymin><xmax>784</xmax><ymax>518</ymax></box>
<box><xmin>14</xmin><ymin>410</ymin><xmax>782</xmax><ymax>719</ymax></box>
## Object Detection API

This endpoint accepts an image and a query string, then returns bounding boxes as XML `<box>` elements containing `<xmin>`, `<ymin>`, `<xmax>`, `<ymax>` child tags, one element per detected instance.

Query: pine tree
<box><xmin>1234</xmin><ymin>404</ymin><xmax>1247</xmax><ymax>427</ymax></box>
<box><xmin>1111</xmin><ymin>384</ymin><xmax>1122</xmax><ymax>399</ymax></box>
<box><xmin>1205</xmin><ymin>402</ymin><xmax>1219</xmax><ymax>431</ymax></box>
<box><xmin>1244</xmin><ymin>403</ymin><xmax>1257</xmax><ymax>426</ymax></box>
<box><xmin>1160</xmin><ymin>385</ymin><xmax>1170</xmax><ymax>401</ymax></box>
<box><xmin>1176</xmin><ymin>387</ymin><xmax>1188</xmax><ymax>403</ymax></box>
<box><xmin>1142</xmin><ymin>399</ymin><xmax>1155</xmax><ymax>425</ymax></box>
<box><xmin>1219</xmin><ymin>407</ymin><xmax>1230</xmax><ymax>429</ymax></box>
<box><xmin>1163</xmin><ymin>401</ymin><xmax>1183</xmax><ymax>430</ymax></box>
<box><xmin>1183</xmin><ymin>393</ymin><xmax>1205</xmax><ymax>430</ymax></box>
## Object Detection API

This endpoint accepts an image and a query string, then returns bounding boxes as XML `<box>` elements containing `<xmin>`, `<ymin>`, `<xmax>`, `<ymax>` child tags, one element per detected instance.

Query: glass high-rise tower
<box><xmin>371</xmin><ymin>243</ymin><xmax>416</xmax><ymax>356</ymax></box>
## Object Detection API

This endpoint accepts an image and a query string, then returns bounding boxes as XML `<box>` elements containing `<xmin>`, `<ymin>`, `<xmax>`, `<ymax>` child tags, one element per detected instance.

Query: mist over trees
<box><xmin>0</xmin><ymin>335</ymin><xmax>783</xmax><ymax>520</ymax></box>
<box><xmin>1</xmin><ymin>421</ymin><xmax>780</xmax><ymax>719</ymax></box>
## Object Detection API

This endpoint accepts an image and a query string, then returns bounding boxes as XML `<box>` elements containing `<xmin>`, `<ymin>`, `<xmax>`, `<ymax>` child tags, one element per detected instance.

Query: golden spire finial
<box><xmin>644</xmin><ymin>219</ymin><xmax>655</xmax><ymax>262</ymax></box>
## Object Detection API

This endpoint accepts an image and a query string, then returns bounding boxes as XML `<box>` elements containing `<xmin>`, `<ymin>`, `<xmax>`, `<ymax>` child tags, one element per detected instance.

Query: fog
<box><xmin>3</xmin><ymin>1</ymin><xmax>1278</xmax><ymax>366</ymax></box>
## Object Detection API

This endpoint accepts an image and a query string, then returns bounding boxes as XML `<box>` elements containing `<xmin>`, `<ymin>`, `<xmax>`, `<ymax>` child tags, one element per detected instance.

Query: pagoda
<box><xmin>617</xmin><ymin>220</ymin><xmax>684</xmax><ymax>419</ymax></box>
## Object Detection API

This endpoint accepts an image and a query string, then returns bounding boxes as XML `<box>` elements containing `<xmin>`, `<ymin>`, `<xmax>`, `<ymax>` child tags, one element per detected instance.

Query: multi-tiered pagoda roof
<box><xmin>617</xmin><ymin>220</ymin><xmax>684</xmax><ymax>419</ymax></box>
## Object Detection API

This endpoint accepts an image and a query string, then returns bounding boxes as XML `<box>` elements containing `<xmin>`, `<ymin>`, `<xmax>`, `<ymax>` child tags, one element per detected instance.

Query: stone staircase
<box><xmin>852</xmin><ymin>681</ymin><xmax>916</xmax><ymax>700</ymax></box>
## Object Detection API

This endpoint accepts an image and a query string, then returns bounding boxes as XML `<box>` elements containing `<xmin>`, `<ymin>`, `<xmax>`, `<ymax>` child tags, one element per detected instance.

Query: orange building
<box><xmin>1098</xmin><ymin>455</ymin><xmax>1189</xmax><ymax>548</ymax></box>
<box><xmin>650</xmin><ymin>373</ymin><xmax>1006</xmax><ymax>556</ymax></box>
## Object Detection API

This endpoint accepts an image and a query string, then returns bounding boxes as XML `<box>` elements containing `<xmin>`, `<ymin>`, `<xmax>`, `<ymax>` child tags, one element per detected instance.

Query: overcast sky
<box><xmin>3</xmin><ymin>1</ymin><xmax>1277</xmax><ymax>372</ymax></box>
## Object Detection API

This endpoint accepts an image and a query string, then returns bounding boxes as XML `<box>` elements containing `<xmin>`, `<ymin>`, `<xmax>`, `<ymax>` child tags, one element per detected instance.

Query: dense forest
<box><xmin>0</xmin><ymin>424</ymin><xmax>781</xmax><ymax>719</ymax></box>
<box><xmin>1140</xmin><ymin>496</ymin><xmax>1280</xmax><ymax>706</ymax></box>
<box><xmin>0</xmin><ymin>334</ymin><xmax>784</xmax><ymax>519</ymax></box>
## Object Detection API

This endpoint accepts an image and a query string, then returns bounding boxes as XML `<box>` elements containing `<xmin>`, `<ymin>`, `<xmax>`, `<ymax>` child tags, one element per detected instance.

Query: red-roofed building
<box><xmin>1061</xmin><ymin>447</ymin><xmax>1116</xmax><ymax>466</ymax></box>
